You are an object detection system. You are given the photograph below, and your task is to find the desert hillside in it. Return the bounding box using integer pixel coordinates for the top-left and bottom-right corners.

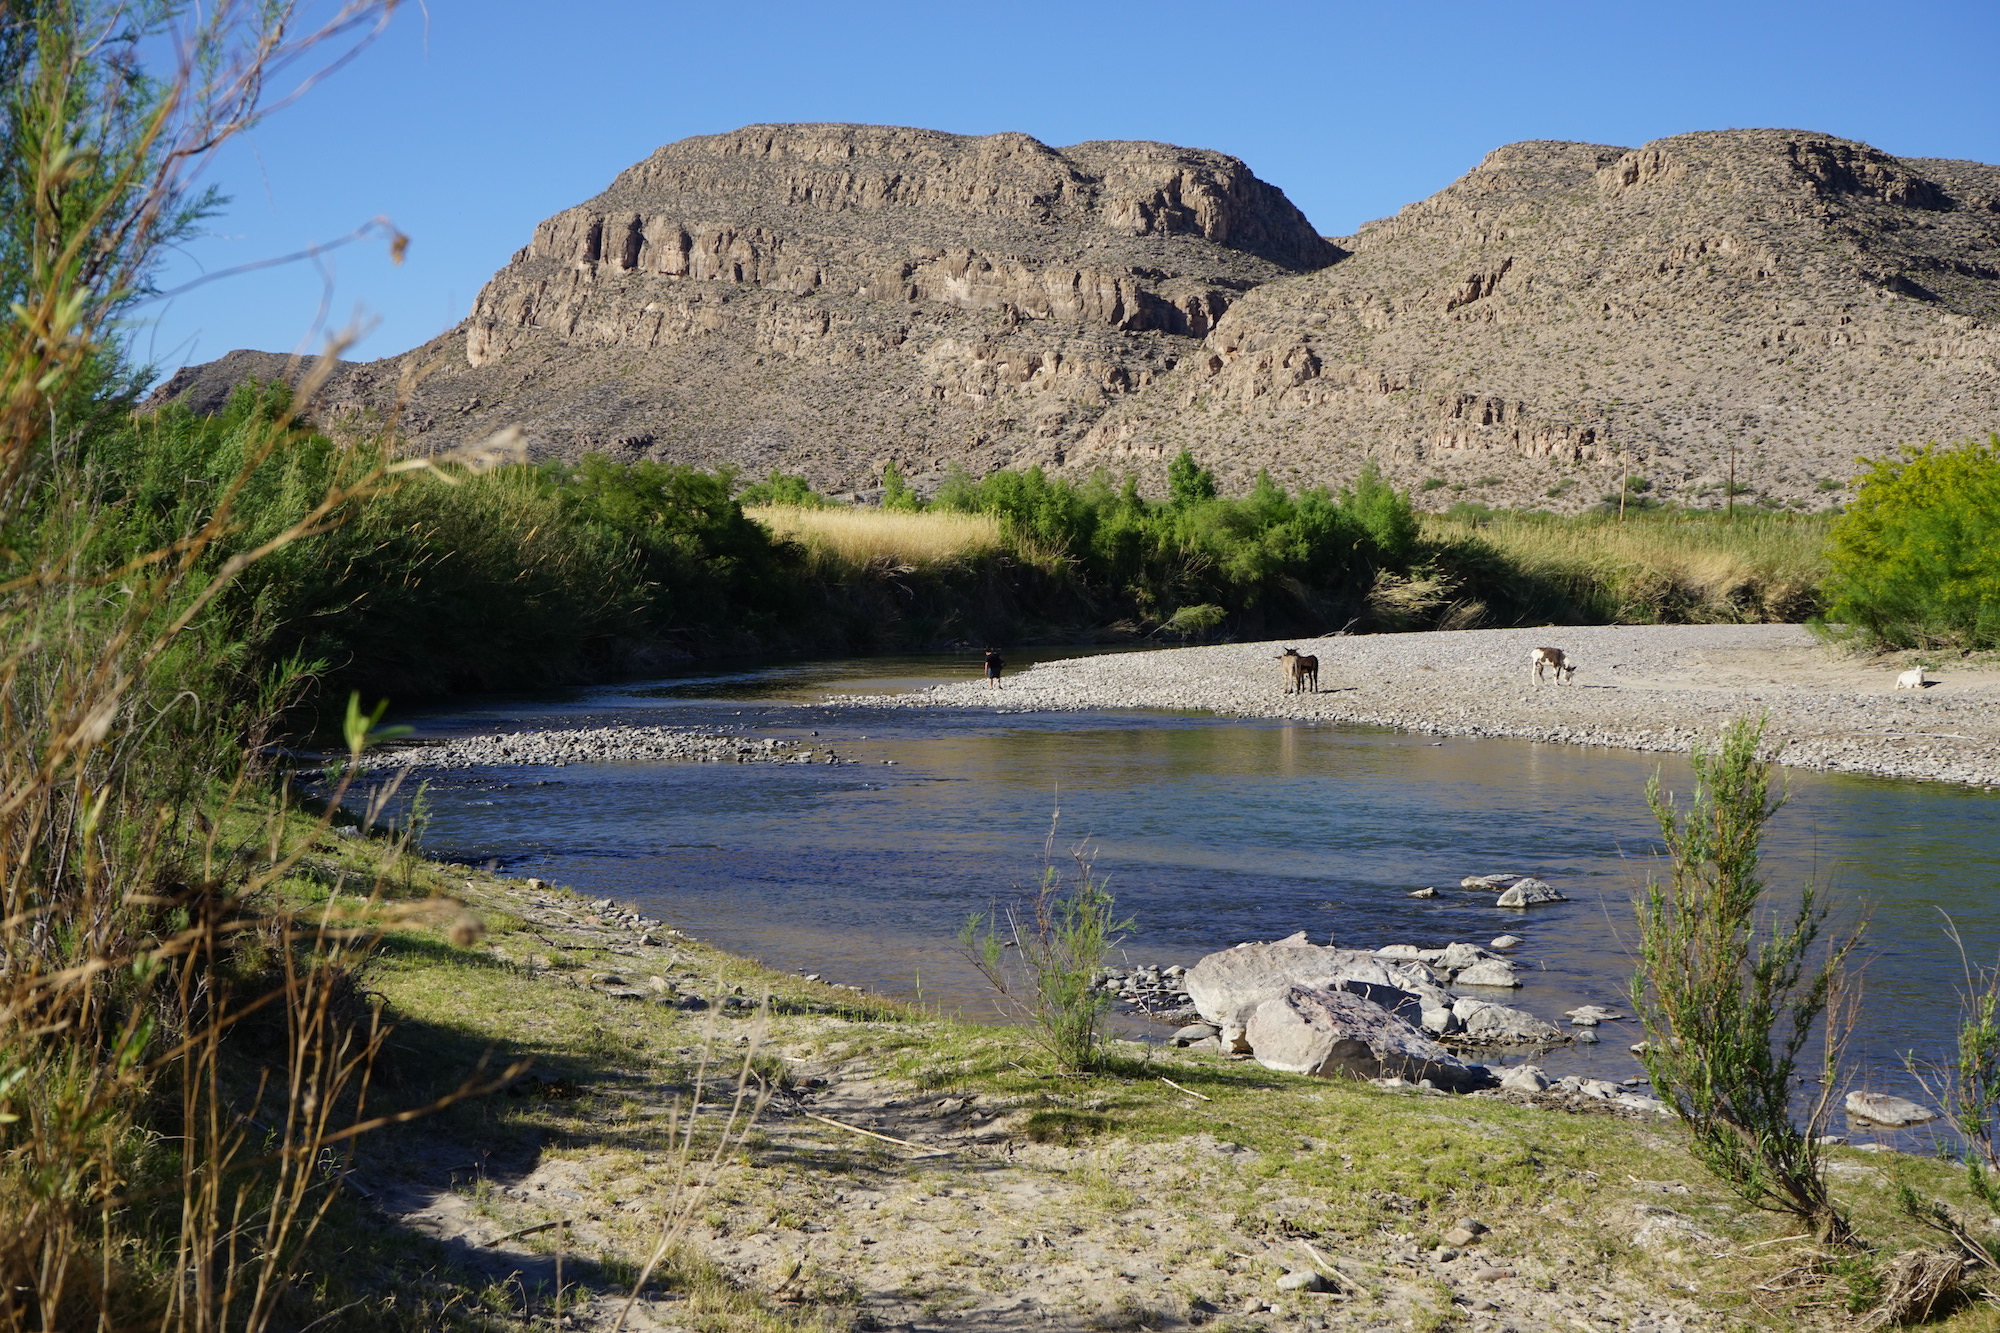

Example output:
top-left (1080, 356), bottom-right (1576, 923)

top-left (155, 124), bottom-right (2000, 509)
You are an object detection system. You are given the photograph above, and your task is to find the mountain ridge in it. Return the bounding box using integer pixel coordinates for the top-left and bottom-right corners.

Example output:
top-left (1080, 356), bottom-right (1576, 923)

top-left (153, 123), bottom-right (2000, 510)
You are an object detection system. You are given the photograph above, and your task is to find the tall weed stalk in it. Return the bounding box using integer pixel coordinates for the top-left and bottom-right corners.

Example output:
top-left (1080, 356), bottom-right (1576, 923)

top-left (1893, 920), bottom-right (2000, 1270)
top-left (960, 806), bottom-right (1132, 1074)
top-left (1629, 716), bottom-right (1859, 1243)
top-left (0, 4), bottom-right (529, 1328)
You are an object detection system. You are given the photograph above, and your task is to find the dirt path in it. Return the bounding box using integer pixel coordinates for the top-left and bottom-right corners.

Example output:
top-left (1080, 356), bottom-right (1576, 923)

top-left (847, 625), bottom-right (2000, 788)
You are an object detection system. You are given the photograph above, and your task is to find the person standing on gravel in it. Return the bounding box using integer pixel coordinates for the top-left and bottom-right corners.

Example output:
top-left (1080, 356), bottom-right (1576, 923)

top-left (983, 647), bottom-right (1005, 689)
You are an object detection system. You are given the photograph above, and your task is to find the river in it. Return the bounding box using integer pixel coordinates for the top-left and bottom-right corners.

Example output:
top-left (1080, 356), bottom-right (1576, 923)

top-left (366, 651), bottom-right (2000, 1139)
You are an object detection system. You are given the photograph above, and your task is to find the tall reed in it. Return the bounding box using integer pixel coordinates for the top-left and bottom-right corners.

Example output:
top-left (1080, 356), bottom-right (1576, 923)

top-left (0, 5), bottom-right (527, 1327)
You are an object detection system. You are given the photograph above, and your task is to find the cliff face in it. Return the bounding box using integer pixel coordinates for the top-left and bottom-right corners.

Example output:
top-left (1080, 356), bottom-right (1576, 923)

top-left (315, 124), bottom-right (1336, 485)
top-left (1072, 130), bottom-right (2000, 506)
top-left (158, 124), bottom-right (2000, 509)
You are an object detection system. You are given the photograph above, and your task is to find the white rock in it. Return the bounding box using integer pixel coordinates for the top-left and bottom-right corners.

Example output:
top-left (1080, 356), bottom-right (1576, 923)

top-left (1615, 1092), bottom-right (1672, 1115)
top-left (1499, 1064), bottom-right (1550, 1092)
top-left (1844, 1091), bottom-right (1939, 1127)
top-left (1456, 1000), bottom-right (1564, 1044)
top-left (1186, 938), bottom-right (1448, 1051)
top-left (1489, 935), bottom-right (1524, 950)
top-left (1495, 878), bottom-right (1566, 908)
top-left (1453, 959), bottom-right (1521, 988)
top-left (1244, 985), bottom-right (1486, 1092)
top-left (1437, 941), bottom-right (1493, 972)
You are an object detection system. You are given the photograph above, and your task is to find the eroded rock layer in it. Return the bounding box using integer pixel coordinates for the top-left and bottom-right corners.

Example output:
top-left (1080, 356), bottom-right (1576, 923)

top-left (155, 125), bottom-right (2000, 509)
top-left (1076, 130), bottom-right (2000, 507)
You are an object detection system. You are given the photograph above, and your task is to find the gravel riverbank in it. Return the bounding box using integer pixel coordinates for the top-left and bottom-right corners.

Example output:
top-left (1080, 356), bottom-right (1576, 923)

top-left (354, 723), bottom-right (845, 770)
top-left (843, 624), bottom-right (2000, 788)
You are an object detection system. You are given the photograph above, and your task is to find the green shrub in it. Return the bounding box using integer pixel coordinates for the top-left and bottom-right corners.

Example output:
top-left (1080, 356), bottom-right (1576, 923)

top-left (1167, 449), bottom-right (1216, 507)
top-left (959, 820), bottom-right (1132, 1074)
top-left (736, 469), bottom-right (832, 507)
top-left (879, 460), bottom-right (922, 512)
top-left (1821, 435), bottom-right (2000, 649)
top-left (1630, 716), bottom-right (1857, 1243)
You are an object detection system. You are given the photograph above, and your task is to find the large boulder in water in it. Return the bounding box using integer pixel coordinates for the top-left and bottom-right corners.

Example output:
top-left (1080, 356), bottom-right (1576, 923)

top-left (1185, 933), bottom-right (1449, 1049)
top-left (1495, 879), bottom-right (1566, 907)
top-left (1245, 986), bottom-right (1490, 1091)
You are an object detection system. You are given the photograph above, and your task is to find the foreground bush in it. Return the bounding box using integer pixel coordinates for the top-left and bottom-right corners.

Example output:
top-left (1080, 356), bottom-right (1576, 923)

top-left (1822, 435), bottom-right (2000, 649)
top-left (1630, 717), bottom-right (1858, 1243)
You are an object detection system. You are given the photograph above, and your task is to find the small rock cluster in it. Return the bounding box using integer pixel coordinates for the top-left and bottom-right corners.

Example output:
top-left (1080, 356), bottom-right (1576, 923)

top-left (1376, 940), bottom-right (1522, 989)
top-left (1491, 1065), bottom-right (1669, 1115)
top-left (1169, 932), bottom-right (1580, 1093)
top-left (1091, 962), bottom-right (1191, 1011)
top-left (357, 725), bottom-right (838, 771)
top-left (1471, 873), bottom-right (1569, 907)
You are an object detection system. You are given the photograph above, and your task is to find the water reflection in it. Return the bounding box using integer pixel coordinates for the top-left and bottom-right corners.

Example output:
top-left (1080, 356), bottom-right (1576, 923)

top-left (382, 653), bottom-right (2000, 1139)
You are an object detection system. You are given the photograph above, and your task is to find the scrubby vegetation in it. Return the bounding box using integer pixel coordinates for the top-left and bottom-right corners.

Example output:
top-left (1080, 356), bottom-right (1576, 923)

top-left (1632, 717), bottom-right (1858, 1243)
top-left (1821, 435), bottom-right (2000, 650)
top-left (1426, 508), bottom-right (1834, 626)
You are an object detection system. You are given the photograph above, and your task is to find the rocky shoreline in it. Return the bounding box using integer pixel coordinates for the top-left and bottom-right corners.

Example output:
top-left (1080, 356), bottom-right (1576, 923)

top-left (352, 723), bottom-right (853, 771)
top-left (840, 623), bottom-right (2000, 788)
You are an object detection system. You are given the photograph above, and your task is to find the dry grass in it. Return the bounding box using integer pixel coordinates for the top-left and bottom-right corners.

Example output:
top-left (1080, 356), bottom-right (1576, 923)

top-left (1430, 513), bottom-right (1834, 622)
top-left (747, 506), bottom-right (1004, 568)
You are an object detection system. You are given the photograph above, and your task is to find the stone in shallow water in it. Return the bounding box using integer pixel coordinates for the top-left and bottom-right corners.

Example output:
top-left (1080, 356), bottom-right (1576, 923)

top-left (1845, 1091), bottom-right (1939, 1126)
top-left (1489, 934), bottom-right (1523, 950)
top-left (1453, 958), bottom-right (1521, 988)
top-left (1495, 878), bottom-right (1566, 907)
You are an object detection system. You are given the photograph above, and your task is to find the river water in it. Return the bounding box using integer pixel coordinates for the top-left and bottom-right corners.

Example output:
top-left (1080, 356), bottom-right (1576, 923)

top-left (373, 651), bottom-right (1999, 1139)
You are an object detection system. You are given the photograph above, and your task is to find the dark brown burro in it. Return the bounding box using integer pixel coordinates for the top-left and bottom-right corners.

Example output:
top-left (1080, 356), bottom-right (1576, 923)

top-left (1279, 647), bottom-right (1319, 694)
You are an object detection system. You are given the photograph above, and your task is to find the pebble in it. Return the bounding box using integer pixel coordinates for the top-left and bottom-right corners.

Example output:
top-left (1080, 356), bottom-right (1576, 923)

top-left (1276, 1269), bottom-right (1333, 1293)
top-left (351, 724), bottom-right (825, 772)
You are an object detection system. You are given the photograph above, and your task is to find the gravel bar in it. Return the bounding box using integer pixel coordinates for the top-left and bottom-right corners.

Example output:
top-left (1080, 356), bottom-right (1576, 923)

top-left (357, 724), bottom-right (838, 771)
top-left (840, 624), bottom-right (2000, 789)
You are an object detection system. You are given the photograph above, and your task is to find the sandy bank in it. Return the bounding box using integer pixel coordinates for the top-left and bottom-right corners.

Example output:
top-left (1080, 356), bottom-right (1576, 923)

top-left (845, 624), bottom-right (2000, 788)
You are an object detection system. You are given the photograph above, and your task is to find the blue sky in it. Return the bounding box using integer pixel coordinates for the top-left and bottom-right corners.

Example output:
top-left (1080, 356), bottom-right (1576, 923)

top-left (140, 0), bottom-right (2000, 380)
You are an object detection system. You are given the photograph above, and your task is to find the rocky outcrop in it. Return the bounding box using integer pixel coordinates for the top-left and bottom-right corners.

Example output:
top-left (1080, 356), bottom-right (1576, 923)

top-left (1243, 984), bottom-right (1489, 1091)
top-left (1183, 933), bottom-right (1448, 1050)
top-left (173, 124), bottom-right (1331, 489)
top-left (157, 126), bottom-right (2000, 507)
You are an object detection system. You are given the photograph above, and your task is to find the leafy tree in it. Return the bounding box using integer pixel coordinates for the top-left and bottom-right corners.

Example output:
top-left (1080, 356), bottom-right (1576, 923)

top-left (1167, 449), bottom-right (1217, 507)
top-left (880, 459), bottom-right (922, 512)
top-left (1822, 435), bottom-right (2000, 649)
top-left (1342, 458), bottom-right (1419, 561)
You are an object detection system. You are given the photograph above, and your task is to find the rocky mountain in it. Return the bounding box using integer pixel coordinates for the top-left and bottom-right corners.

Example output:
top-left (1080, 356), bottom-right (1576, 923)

top-left (157, 124), bottom-right (1334, 488)
top-left (155, 124), bottom-right (2000, 509)
top-left (1072, 130), bottom-right (2000, 509)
